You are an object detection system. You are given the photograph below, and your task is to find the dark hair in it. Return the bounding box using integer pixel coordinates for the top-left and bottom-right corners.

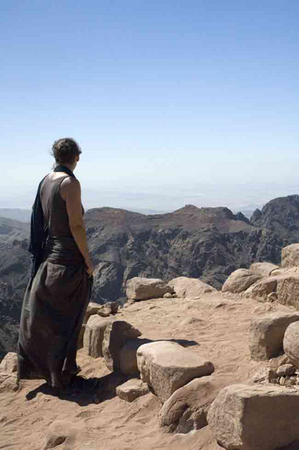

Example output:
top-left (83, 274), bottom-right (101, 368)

top-left (51, 138), bottom-right (82, 164)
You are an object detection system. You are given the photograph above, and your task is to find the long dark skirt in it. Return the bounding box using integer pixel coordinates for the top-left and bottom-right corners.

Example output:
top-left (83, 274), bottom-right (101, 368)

top-left (18, 260), bottom-right (92, 389)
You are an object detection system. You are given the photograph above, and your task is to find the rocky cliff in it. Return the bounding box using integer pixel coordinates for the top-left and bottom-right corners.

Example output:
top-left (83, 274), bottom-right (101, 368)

top-left (1, 195), bottom-right (299, 355)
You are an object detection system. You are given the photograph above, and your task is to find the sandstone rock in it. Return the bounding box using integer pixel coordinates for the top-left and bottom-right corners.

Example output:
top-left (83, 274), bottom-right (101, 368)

top-left (126, 277), bottom-right (173, 301)
top-left (169, 276), bottom-right (216, 298)
top-left (250, 367), bottom-right (277, 384)
top-left (276, 274), bottom-right (299, 309)
top-left (44, 421), bottom-right (74, 450)
top-left (163, 292), bottom-right (172, 299)
top-left (97, 307), bottom-right (111, 317)
top-left (0, 373), bottom-right (18, 393)
top-left (119, 338), bottom-right (152, 375)
top-left (83, 315), bottom-right (111, 358)
top-left (250, 262), bottom-right (279, 277)
top-left (249, 313), bottom-right (299, 361)
top-left (207, 384), bottom-right (299, 450)
top-left (159, 375), bottom-right (233, 433)
top-left (137, 341), bottom-right (214, 403)
top-left (103, 321), bottom-right (141, 371)
top-left (0, 352), bottom-right (17, 373)
top-left (116, 378), bottom-right (149, 402)
top-left (222, 269), bottom-right (261, 294)
top-left (277, 364), bottom-right (296, 377)
top-left (269, 354), bottom-right (291, 369)
top-left (284, 322), bottom-right (299, 368)
top-left (245, 277), bottom-right (277, 300)
top-left (84, 302), bottom-right (105, 324)
top-left (282, 244), bottom-right (299, 268)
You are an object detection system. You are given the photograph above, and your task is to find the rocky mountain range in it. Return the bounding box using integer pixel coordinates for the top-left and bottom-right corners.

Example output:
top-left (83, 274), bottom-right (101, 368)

top-left (1, 194), bottom-right (299, 357)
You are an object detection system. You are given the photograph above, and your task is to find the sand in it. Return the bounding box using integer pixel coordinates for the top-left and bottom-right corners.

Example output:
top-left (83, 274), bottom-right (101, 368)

top-left (0, 292), bottom-right (294, 450)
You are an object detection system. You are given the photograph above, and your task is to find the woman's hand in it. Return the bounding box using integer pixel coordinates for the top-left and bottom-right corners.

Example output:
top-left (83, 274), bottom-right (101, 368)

top-left (85, 258), bottom-right (94, 277)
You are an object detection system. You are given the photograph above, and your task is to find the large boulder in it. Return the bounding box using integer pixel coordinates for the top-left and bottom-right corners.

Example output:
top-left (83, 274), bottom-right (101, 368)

top-left (0, 352), bottom-right (17, 373)
top-left (159, 374), bottom-right (233, 434)
top-left (281, 244), bottom-right (299, 268)
top-left (116, 378), bottom-right (150, 402)
top-left (222, 269), bottom-right (261, 294)
top-left (169, 277), bottom-right (216, 298)
top-left (249, 313), bottom-right (299, 361)
top-left (283, 321), bottom-right (299, 368)
top-left (250, 262), bottom-right (279, 277)
top-left (244, 277), bottom-right (278, 301)
top-left (137, 341), bottom-right (214, 403)
top-left (207, 384), bottom-right (299, 450)
top-left (83, 315), bottom-right (112, 358)
top-left (119, 338), bottom-right (152, 375)
top-left (103, 321), bottom-right (141, 371)
top-left (126, 277), bottom-right (173, 301)
top-left (276, 274), bottom-right (299, 309)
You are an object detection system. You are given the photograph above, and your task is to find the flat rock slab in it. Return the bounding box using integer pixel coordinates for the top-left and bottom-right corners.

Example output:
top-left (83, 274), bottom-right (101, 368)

top-left (0, 352), bottom-right (17, 373)
top-left (222, 269), bottom-right (261, 294)
top-left (103, 321), bottom-right (141, 371)
top-left (126, 277), bottom-right (173, 301)
top-left (116, 378), bottom-right (150, 402)
top-left (249, 312), bottom-right (299, 361)
top-left (276, 275), bottom-right (299, 309)
top-left (137, 341), bottom-right (214, 403)
top-left (83, 316), bottom-right (112, 358)
top-left (159, 374), bottom-right (233, 434)
top-left (169, 277), bottom-right (216, 298)
top-left (207, 384), bottom-right (299, 450)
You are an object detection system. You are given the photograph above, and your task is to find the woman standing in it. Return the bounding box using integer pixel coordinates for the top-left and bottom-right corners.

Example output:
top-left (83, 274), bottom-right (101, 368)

top-left (18, 138), bottom-right (93, 393)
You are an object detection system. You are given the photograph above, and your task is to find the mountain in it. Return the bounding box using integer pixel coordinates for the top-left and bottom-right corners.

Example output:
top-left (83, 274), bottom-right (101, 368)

top-left (1, 195), bottom-right (299, 357)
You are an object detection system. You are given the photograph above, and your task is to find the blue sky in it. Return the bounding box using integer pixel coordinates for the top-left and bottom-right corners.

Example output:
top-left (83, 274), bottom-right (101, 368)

top-left (1, 0), bottom-right (299, 212)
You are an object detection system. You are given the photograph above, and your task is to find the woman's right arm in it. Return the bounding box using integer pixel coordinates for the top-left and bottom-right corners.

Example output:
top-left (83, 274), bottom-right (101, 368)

top-left (62, 177), bottom-right (94, 276)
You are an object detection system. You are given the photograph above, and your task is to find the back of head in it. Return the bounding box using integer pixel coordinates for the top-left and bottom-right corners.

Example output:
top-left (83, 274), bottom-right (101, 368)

top-left (52, 138), bottom-right (81, 165)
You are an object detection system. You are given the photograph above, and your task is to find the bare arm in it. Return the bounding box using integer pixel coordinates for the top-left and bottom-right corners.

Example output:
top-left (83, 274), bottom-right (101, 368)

top-left (61, 177), bottom-right (94, 276)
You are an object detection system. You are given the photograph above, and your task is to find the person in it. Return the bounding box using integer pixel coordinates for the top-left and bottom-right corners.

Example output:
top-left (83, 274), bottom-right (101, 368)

top-left (17, 138), bottom-right (94, 393)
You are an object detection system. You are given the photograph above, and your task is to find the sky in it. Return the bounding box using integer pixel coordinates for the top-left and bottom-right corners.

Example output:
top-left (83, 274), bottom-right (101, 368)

top-left (1, 0), bottom-right (299, 213)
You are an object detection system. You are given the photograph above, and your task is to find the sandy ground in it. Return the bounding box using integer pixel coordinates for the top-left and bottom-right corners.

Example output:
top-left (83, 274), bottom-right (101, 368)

top-left (0, 292), bottom-right (294, 450)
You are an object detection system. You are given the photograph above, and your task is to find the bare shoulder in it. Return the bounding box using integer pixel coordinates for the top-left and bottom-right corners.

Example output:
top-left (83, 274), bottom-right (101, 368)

top-left (61, 177), bottom-right (81, 200)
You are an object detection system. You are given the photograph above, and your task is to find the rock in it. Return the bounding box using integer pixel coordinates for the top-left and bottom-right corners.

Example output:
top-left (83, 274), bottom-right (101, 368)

top-left (267, 292), bottom-right (278, 302)
top-left (106, 301), bottom-right (119, 314)
top-left (116, 378), bottom-right (149, 402)
top-left (97, 307), bottom-right (111, 317)
top-left (284, 322), bottom-right (299, 368)
top-left (83, 316), bottom-right (112, 358)
top-left (276, 274), bottom-right (299, 309)
top-left (159, 375), bottom-right (234, 433)
top-left (249, 313), bottom-right (299, 361)
top-left (44, 421), bottom-right (74, 449)
top-left (245, 277), bottom-right (277, 300)
top-left (269, 354), bottom-right (291, 369)
top-left (222, 269), bottom-right (261, 294)
top-left (207, 384), bottom-right (299, 450)
top-left (250, 367), bottom-right (277, 384)
top-left (277, 364), bottom-right (296, 377)
top-left (169, 276), bottom-right (216, 298)
top-left (0, 352), bottom-right (17, 373)
top-left (136, 341), bottom-right (214, 403)
top-left (281, 244), bottom-right (299, 268)
top-left (163, 292), bottom-right (172, 299)
top-left (103, 321), bottom-right (141, 371)
top-left (250, 262), bottom-right (279, 277)
top-left (0, 373), bottom-right (18, 393)
top-left (119, 338), bottom-right (152, 375)
top-left (126, 277), bottom-right (173, 301)
top-left (84, 302), bottom-right (105, 324)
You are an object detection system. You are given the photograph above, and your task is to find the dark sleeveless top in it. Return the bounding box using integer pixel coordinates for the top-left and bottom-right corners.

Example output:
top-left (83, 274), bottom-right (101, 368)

top-left (40, 175), bottom-right (84, 265)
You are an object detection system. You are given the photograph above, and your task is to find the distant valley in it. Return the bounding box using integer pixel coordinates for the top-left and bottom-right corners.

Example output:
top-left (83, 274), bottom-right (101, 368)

top-left (1, 194), bottom-right (299, 357)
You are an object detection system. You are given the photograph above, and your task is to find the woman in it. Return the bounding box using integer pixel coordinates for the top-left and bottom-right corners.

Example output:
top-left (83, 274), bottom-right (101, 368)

top-left (18, 138), bottom-right (93, 393)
